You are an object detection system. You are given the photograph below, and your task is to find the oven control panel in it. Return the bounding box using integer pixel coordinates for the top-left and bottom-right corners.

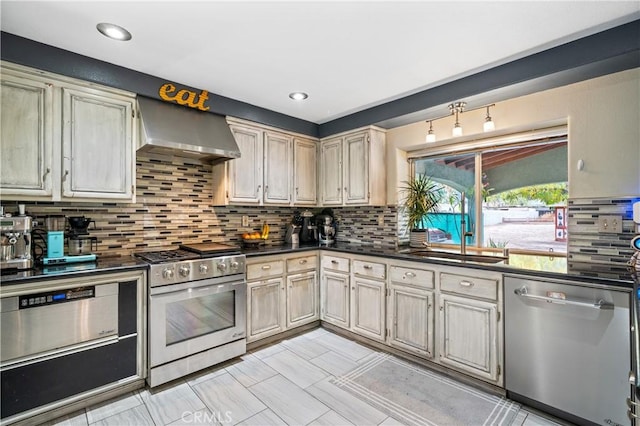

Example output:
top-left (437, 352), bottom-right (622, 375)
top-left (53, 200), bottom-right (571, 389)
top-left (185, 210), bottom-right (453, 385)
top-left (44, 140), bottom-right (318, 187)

top-left (18, 286), bottom-right (95, 309)
top-left (148, 255), bottom-right (246, 287)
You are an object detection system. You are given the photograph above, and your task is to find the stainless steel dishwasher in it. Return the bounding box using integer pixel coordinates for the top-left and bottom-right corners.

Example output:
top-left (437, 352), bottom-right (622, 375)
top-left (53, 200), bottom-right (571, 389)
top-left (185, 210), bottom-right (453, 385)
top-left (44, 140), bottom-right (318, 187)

top-left (504, 275), bottom-right (631, 426)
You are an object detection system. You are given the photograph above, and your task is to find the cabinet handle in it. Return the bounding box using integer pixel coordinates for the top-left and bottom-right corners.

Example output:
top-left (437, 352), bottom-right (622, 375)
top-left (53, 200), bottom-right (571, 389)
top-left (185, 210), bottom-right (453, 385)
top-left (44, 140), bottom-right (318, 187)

top-left (62, 170), bottom-right (69, 181)
top-left (296, 187), bottom-right (299, 195)
top-left (627, 397), bottom-right (638, 408)
top-left (256, 185), bottom-right (261, 195)
top-left (299, 259), bottom-right (307, 264)
top-left (331, 260), bottom-right (339, 264)
top-left (262, 265), bottom-right (271, 270)
top-left (404, 272), bottom-right (416, 278)
top-left (459, 280), bottom-right (474, 287)
top-left (337, 187), bottom-right (341, 193)
top-left (265, 185), bottom-right (269, 195)
top-left (363, 265), bottom-right (373, 270)
top-left (42, 168), bottom-right (51, 182)
top-left (629, 410), bottom-right (639, 420)
top-left (351, 287), bottom-right (355, 290)
top-left (344, 187), bottom-right (348, 193)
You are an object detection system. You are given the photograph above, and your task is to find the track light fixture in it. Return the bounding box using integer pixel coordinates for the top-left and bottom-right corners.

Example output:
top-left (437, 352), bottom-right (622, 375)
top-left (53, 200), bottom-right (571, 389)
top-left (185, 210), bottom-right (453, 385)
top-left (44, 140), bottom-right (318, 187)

top-left (424, 101), bottom-right (497, 141)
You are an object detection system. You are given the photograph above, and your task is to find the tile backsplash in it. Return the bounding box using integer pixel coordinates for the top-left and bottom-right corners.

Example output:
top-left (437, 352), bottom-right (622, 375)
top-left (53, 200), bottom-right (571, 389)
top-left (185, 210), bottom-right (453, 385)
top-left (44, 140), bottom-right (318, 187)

top-left (567, 197), bottom-right (638, 277)
top-left (3, 154), bottom-right (399, 257)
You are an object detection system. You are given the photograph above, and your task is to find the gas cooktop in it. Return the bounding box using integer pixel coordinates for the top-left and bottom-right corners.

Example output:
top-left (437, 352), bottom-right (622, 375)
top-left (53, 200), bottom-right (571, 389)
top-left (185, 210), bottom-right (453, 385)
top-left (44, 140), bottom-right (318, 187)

top-left (133, 249), bottom-right (200, 264)
top-left (133, 243), bottom-right (241, 264)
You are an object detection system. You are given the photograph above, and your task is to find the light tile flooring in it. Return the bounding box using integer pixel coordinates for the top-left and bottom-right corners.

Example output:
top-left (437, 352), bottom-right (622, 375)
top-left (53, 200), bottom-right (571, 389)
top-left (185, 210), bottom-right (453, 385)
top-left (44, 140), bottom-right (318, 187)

top-left (46, 328), bottom-right (563, 426)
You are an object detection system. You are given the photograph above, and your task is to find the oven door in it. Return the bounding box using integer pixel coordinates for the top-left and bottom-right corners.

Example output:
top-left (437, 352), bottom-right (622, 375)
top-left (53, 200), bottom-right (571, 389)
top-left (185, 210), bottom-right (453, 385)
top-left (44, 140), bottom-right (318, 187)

top-left (149, 277), bottom-right (246, 368)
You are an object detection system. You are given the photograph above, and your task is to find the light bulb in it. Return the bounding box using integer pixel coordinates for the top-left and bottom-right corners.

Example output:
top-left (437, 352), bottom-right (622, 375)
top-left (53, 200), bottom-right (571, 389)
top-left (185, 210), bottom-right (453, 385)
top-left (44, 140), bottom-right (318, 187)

top-left (452, 123), bottom-right (463, 137)
top-left (426, 132), bottom-right (436, 143)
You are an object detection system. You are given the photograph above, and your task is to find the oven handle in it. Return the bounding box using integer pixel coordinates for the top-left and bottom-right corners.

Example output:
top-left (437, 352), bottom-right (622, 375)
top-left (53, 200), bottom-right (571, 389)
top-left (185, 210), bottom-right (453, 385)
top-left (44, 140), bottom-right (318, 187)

top-left (150, 276), bottom-right (246, 296)
top-left (0, 335), bottom-right (120, 371)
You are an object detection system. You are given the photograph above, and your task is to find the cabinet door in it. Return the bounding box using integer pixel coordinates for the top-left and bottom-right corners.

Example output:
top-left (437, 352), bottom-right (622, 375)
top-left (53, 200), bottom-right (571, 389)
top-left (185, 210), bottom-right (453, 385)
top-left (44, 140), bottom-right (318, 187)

top-left (438, 294), bottom-right (498, 382)
top-left (0, 74), bottom-right (54, 197)
top-left (320, 138), bottom-right (343, 205)
top-left (228, 125), bottom-right (263, 204)
top-left (343, 132), bottom-right (369, 204)
top-left (388, 284), bottom-right (434, 358)
top-left (286, 271), bottom-right (319, 328)
top-left (351, 276), bottom-right (385, 342)
top-left (321, 271), bottom-right (350, 328)
top-left (247, 278), bottom-right (285, 342)
top-left (61, 87), bottom-right (134, 199)
top-left (264, 131), bottom-right (292, 204)
top-left (293, 138), bottom-right (317, 205)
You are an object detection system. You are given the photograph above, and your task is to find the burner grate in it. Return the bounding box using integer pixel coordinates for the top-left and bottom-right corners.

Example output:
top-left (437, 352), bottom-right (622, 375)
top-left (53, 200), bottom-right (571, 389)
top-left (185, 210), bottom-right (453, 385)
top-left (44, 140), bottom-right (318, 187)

top-left (134, 249), bottom-right (200, 264)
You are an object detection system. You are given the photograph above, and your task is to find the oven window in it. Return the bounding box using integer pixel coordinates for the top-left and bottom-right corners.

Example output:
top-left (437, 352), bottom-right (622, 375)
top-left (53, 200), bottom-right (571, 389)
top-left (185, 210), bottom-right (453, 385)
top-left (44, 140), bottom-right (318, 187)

top-left (165, 290), bottom-right (235, 345)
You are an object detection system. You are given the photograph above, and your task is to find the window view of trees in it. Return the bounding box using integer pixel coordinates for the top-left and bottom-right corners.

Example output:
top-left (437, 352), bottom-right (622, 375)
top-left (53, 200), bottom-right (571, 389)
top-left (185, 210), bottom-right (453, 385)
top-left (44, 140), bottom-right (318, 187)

top-left (413, 139), bottom-right (568, 254)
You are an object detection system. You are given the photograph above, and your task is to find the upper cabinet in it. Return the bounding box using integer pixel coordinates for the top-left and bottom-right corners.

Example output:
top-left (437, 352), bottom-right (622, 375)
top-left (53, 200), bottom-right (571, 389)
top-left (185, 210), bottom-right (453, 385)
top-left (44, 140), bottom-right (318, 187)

top-left (320, 127), bottom-right (386, 206)
top-left (213, 119), bottom-right (316, 206)
top-left (0, 62), bottom-right (137, 202)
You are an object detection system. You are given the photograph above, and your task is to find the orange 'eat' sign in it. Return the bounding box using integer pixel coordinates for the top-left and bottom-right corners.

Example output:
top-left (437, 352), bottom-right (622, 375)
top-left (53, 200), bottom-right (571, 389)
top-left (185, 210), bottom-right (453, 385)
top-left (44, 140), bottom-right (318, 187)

top-left (158, 83), bottom-right (210, 111)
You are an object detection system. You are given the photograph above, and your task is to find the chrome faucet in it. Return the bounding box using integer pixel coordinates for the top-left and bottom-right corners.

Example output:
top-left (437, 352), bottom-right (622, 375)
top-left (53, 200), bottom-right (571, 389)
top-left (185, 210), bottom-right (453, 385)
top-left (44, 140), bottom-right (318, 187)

top-left (460, 192), bottom-right (473, 255)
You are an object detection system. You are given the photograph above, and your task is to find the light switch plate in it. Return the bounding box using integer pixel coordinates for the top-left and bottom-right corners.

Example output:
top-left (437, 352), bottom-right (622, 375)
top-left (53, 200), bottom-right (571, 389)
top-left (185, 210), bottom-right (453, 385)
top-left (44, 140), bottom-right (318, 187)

top-left (598, 215), bottom-right (623, 233)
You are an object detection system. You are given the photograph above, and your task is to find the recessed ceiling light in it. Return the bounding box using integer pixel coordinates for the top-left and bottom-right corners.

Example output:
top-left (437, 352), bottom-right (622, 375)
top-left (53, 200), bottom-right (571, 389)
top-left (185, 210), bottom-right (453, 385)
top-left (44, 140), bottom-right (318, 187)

top-left (96, 23), bottom-right (132, 41)
top-left (289, 92), bottom-right (308, 101)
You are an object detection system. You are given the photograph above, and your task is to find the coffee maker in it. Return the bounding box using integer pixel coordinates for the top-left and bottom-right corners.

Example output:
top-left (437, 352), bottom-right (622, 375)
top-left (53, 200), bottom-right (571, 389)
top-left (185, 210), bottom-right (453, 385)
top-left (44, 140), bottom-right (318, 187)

top-left (315, 214), bottom-right (337, 245)
top-left (299, 210), bottom-right (317, 243)
top-left (42, 215), bottom-right (97, 265)
top-left (0, 215), bottom-right (33, 271)
top-left (67, 216), bottom-right (98, 256)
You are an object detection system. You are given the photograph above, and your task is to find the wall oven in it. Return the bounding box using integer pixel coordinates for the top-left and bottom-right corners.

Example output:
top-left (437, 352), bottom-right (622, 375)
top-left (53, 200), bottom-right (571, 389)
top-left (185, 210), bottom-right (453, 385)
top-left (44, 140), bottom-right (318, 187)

top-left (136, 243), bottom-right (246, 387)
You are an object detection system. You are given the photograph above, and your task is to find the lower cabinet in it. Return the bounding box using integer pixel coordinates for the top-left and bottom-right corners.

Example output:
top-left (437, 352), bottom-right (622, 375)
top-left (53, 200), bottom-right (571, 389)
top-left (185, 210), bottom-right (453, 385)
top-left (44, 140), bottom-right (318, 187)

top-left (438, 294), bottom-right (499, 382)
top-left (321, 270), bottom-right (350, 328)
top-left (351, 276), bottom-right (386, 342)
top-left (247, 253), bottom-right (318, 343)
top-left (388, 283), bottom-right (435, 358)
top-left (248, 278), bottom-right (285, 341)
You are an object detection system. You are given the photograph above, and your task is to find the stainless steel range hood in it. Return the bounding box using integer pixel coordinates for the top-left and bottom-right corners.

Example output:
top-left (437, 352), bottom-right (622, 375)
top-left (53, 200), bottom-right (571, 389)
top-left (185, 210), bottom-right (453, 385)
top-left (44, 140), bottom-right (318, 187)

top-left (136, 96), bottom-right (241, 163)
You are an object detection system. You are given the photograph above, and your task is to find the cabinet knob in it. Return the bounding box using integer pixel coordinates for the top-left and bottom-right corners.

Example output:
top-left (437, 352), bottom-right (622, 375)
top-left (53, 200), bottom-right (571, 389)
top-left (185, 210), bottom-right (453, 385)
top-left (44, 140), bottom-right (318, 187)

top-left (42, 168), bottom-right (51, 182)
top-left (351, 287), bottom-right (355, 290)
top-left (63, 170), bottom-right (69, 181)
top-left (404, 272), bottom-right (416, 278)
top-left (459, 280), bottom-right (474, 287)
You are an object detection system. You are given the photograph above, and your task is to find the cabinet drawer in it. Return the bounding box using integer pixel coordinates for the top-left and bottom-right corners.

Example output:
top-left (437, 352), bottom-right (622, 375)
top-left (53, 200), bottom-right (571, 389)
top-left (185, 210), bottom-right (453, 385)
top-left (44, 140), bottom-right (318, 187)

top-left (247, 259), bottom-right (284, 280)
top-left (353, 259), bottom-right (386, 280)
top-left (321, 255), bottom-right (350, 273)
top-left (440, 273), bottom-right (498, 301)
top-left (287, 255), bottom-right (317, 273)
top-left (390, 266), bottom-right (434, 289)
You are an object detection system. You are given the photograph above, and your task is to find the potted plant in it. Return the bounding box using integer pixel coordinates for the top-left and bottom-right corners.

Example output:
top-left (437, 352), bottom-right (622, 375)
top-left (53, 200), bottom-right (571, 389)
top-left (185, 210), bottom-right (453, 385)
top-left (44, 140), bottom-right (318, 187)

top-left (401, 174), bottom-right (443, 248)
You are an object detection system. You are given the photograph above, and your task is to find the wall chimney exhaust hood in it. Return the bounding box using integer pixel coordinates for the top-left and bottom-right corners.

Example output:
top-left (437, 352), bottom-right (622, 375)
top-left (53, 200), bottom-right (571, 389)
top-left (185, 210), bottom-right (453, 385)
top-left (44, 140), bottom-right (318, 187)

top-left (136, 96), bottom-right (241, 163)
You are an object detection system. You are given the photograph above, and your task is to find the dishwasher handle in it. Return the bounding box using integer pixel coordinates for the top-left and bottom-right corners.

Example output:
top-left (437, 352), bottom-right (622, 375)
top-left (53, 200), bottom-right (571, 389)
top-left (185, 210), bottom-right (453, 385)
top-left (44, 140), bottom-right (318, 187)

top-left (514, 286), bottom-right (614, 310)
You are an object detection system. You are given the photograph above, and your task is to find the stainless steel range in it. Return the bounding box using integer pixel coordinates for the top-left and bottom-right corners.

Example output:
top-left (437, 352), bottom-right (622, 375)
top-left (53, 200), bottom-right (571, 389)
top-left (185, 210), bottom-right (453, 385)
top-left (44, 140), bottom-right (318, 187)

top-left (135, 243), bottom-right (246, 387)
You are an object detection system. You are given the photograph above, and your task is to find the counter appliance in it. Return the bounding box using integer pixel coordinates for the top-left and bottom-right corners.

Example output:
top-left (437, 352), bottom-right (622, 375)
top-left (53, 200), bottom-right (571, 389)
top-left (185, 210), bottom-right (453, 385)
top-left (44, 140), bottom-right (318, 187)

top-left (315, 214), bottom-right (336, 245)
top-left (42, 216), bottom-right (97, 265)
top-left (0, 215), bottom-right (33, 271)
top-left (504, 275), bottom-right (631, 425)
top-left (134, 242), bottom-right (246, 387)
top-left (299, 210), bottom-right (317, 243)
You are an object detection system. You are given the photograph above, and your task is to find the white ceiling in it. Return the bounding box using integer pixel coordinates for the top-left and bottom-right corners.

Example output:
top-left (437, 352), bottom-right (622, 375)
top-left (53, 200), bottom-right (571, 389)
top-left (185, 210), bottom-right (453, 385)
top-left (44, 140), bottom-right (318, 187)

top-left (1, 1), bottom-right (639, 124)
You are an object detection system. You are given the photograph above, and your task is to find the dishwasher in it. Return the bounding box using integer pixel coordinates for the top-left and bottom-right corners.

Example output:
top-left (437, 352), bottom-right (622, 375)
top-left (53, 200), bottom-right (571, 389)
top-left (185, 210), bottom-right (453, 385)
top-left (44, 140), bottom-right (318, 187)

top-left (504, 275), bottom-right (632, 426)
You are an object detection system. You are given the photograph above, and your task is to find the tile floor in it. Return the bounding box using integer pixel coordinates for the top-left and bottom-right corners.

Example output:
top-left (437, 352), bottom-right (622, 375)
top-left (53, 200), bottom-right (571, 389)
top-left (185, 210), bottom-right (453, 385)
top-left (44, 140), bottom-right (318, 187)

top-left (46, 328), bottom-right (563, 426)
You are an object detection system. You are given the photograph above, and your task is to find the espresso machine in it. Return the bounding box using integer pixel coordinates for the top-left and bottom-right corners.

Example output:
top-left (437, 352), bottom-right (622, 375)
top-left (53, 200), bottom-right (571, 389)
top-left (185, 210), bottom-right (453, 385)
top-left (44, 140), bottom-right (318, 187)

top-left (0, 215), bottom-right (33, 271)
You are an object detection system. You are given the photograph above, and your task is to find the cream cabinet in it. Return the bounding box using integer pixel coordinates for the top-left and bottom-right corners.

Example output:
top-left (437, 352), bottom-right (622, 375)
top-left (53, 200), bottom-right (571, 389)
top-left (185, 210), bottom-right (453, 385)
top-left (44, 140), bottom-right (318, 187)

top-left (387, 264), bottom-right (435, 358)
top-left (293, 138), bottom-right (317, 205)
top-left (246, 253), bottom-right (318, 343)
top-left (319, 127), bottom-right (386, 206)
top-left (320, 254), bottom-right (351, 328)
top-left (213, 118), bottom-right (317, 206)
top-left (350, 258), bottom-right (386, 342)
top-left (0, 62), bottom-right (136, 202)
top-left (437, 269), bottom-right (502, 384)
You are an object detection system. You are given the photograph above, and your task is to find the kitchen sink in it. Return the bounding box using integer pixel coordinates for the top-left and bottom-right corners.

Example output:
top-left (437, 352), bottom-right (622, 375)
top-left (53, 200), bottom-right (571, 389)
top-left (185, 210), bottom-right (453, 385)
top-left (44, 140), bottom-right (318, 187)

top-left (406, 250), bottom-right (507, 264)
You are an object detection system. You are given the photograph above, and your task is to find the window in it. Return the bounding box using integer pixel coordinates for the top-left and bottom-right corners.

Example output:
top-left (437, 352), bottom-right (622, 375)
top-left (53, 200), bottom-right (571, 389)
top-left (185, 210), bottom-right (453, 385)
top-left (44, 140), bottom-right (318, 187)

top-left (411, 134), bottom-right (568, 254)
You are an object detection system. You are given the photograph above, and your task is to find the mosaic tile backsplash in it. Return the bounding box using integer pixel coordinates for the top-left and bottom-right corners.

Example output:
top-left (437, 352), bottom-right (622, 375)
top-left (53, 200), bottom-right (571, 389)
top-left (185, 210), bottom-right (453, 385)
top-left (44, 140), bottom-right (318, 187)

top-left (567, 197), bottom-right (639, 277)
top-left (2, 154), bottom-right (399, 257)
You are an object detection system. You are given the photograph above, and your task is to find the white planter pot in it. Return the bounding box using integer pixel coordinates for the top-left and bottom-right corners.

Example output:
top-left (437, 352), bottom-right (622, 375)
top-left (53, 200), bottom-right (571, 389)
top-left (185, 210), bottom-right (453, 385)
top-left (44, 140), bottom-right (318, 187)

top-left (409, 229), bottom-right (428, 248)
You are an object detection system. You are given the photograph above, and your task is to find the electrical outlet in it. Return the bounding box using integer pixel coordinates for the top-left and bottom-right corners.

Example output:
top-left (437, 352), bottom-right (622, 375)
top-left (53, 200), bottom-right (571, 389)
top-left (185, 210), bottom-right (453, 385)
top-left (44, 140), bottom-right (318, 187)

top-left (598, 215), bottom-right (623, 233)
top-left (378, 214), bottom-right (384, 226)
top-left (242, 215), bottom-right (249, 227)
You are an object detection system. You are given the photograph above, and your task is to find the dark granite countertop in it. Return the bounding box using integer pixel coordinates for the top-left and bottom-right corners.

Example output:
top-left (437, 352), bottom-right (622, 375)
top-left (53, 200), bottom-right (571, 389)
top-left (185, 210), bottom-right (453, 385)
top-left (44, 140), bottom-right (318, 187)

top-left (244, 242), bottom-right (636, 289)
top-left (0, 256), bottom-right (148, 286)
